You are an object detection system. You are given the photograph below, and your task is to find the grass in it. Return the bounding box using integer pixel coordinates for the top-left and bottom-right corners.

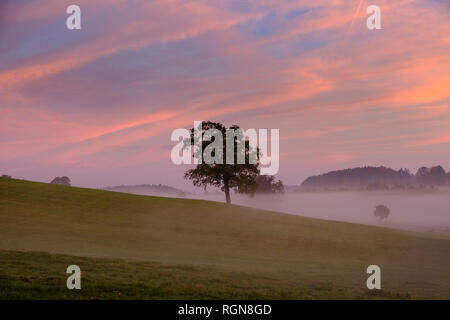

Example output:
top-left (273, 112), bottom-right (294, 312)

top-left (0, 177), bottom-right (449, 299)
top-left (0, 250), bottom-right (412, 299)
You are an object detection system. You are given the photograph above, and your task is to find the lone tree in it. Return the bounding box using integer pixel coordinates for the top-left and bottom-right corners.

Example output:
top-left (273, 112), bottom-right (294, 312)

top-left (50, 176), bottom-right (71, 186)
top-left (374, 205), bottom-right (390, 222)
top-left (184, 121), bottom-right (260, 204)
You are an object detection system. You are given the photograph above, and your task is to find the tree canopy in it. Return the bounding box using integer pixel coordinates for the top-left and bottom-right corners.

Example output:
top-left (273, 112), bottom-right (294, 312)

top-left (254, 175), bottom-right (284, 194)
top-left (50, 176), bottom-right (71, 186)
top-left (183, 121), bottom-right (260, 204)
top-left (374, 205), bottom-right (390, 222)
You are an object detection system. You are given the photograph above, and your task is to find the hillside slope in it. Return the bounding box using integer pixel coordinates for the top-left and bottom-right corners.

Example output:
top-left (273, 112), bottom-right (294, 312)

top-left (0, 177), bottom-right (449, 299)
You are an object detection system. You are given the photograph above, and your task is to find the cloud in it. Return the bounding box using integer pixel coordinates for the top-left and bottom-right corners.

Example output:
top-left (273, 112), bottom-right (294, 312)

top-left (1, 0), bottom-right (449, 185)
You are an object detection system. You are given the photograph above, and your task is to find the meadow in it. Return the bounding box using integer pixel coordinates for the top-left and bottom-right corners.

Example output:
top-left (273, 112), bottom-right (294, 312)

top-left (0, 177), bottom-right (449, 299)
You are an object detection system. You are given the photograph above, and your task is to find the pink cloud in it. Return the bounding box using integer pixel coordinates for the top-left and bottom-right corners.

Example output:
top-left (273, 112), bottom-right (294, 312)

top-left (1, 0), bottom-right (449, 185)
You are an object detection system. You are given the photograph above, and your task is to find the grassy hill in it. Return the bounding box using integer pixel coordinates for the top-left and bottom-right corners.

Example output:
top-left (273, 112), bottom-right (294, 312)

top-left (0, 177), bottom-right (449, 299)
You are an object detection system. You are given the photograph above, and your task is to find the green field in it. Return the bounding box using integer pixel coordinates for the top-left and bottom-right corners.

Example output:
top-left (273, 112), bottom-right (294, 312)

top-left (0, 177), bottom-right (449, 299)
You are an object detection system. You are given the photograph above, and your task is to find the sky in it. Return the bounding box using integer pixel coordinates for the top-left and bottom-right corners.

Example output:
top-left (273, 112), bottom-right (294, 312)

top-left (0, 0), bottom-right (449, 189)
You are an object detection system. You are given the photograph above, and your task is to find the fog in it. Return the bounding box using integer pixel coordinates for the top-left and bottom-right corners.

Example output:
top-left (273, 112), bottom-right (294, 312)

top-left (185, 191), bottom-right (450, 233)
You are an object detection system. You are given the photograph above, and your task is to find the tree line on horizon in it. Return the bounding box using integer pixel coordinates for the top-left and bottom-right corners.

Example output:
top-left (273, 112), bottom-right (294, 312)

top-left (300, 165), bottom-right (450, 190)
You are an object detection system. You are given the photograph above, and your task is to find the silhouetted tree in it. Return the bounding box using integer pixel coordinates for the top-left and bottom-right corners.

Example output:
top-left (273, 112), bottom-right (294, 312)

top-left (1, 175), bottom-right (11, 179)
top-left (254, 175), bottom-right (284, 194)
top-left (374, 205), bottom-right (390, 222)
top-left (416, 166), bottom-right (447, 186)
top-left (184, 121), bottom-right (260, 204)
top-left (50, 176), bottom-right (71, 186)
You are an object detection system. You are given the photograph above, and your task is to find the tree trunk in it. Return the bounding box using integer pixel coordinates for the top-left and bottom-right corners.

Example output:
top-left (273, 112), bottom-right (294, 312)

top-left (224, 178), bottom-right (231, 204)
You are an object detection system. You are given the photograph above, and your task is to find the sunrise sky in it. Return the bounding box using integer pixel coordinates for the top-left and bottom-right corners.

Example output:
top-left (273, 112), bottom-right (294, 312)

top-left (0, 0), bottom-right (449, 189)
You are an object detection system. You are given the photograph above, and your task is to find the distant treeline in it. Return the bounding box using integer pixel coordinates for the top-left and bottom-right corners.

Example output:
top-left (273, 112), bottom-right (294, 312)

top-left (104, 184), bottom-right (187, 197)
top-left (299, 166), bottom-right (450, 191)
